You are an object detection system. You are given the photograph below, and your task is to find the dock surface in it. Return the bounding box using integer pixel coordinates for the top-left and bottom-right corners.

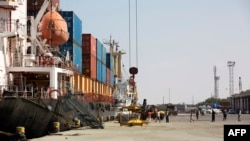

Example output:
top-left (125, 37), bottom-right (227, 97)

top-left (31, 113), bottom-right (250, 141)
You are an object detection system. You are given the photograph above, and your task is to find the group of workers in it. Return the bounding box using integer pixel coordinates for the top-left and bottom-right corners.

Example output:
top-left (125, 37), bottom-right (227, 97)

top-left (146, 105), bottom-right (170, 123)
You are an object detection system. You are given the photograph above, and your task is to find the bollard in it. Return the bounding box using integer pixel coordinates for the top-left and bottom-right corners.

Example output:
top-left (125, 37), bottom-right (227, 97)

top-left (53, 122), bottom-right (60, 133)
top-left (75, 119), bottom-right (80, 127)
top-left (14, 126), bottom-right (26, 140)
top-left (16, 126), bottom-right (25, 134)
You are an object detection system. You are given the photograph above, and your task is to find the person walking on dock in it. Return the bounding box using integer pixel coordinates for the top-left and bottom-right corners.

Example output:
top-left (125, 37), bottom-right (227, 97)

top-left (237, 108), bottom-right (241, 121)
top-left (195, 109), bottom-right (199, 120)
top-left (211, 109), bottom-right (216, 122)
top-left (190, 109), bottom-right (194, 122)
top-left (165, 110), bottom-right (169, 123)
top-left (222, 109), bottom-right (227, 121)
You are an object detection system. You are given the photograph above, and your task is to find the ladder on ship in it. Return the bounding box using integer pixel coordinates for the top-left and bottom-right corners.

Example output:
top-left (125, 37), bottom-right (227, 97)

top-left (11, 29), bottom-right (25, 92)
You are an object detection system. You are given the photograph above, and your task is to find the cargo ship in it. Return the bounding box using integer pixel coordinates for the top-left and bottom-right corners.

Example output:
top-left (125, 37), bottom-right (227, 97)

top-left (0, 0), bottom-right (139, 140)
top-left (0, 0), bottom-right (103, 140)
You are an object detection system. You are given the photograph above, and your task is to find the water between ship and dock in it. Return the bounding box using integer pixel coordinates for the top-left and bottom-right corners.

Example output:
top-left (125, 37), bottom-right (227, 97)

top-left (31, 113), bottom-right (250, 141)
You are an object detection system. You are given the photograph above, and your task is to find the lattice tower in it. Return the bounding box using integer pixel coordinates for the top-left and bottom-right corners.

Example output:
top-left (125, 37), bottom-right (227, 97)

top-left (227, 61), bottom-right (235, 96)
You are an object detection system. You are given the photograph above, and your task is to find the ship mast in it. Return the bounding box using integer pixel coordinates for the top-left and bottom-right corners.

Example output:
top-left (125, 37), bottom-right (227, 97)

top-left (104, 36), bottom-right (126, 80)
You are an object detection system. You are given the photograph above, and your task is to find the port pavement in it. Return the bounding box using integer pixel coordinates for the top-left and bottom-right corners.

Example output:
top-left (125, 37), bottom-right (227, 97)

top-left (31, 113), bottom-right (250, 141)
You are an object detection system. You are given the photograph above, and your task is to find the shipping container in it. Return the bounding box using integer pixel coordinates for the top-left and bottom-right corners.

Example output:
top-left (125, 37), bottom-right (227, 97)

top-left (96, 39), bottom-right (107, 64)
top-left (110, 70), bottom-right (114, 86)
top-left (106, 53), bottom-right (114, 71)
top-left (96, 39), bottom-right (102, 61)
top-left (72, 72), bottom-right (114, 103)
top-left (96, 59), bottom-right (102, 82)
top-left (106, 68), bottom-right (110, 86)
top-left (102, 45), bottom-right (107, 64)
top-left (73, 44), bottom-right (82, 73)
top-left (96, 59), bottom-right (107, 83)
top-left (82, 54), bottom-right (97, 79)
top-left (60, 11), bottom-right (82, 46)
top-left (73, 73), bottom-right (80, 92)
top-left (102, 63), bottom-right (107, 84)
top-left (82, 34), bottom-right (97, 56)
top-left (59, 42), bottom-right (82, 73)
top-left (83, 76), bottom-right (89, 93)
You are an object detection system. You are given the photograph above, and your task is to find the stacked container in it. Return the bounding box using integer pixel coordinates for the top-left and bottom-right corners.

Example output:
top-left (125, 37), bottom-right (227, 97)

top-left (59, 11), bottom-right (82, 73)
top-left (106, 53), bottom-right (114, 86)
top-left (96, 39), bottom-right (107, 83)
top-left (82, 34), bottom-right (97, 79)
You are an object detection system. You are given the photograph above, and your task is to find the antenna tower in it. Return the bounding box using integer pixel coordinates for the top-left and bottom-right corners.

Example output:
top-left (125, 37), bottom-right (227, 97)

top-left (239, 77), bottom-right (242, 93)
top-left (227, 61), bottom-right (235, 96)
top-left (213, 66), bottom-right (220, 98)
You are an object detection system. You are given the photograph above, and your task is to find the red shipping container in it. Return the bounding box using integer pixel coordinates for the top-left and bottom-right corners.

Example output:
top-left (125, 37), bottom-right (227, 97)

top-left (82, 54), bottom-right (97, 79)
top-left (82, 34), bottom-right (96, 56)
top-left (106, 68), bottom-right (110, 86)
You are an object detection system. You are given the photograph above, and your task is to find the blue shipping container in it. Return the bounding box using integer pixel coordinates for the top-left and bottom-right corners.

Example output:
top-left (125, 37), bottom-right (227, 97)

top-left (97, 59), bottom-right (102, 82)
top-left (73, 45), bottom-right (82, 73)
top-left (60, 42), bottom-right (82, 73)
top-left (102, 63), bottom-right (107, 83)
top-left (106, 53), bottom-right (114, 71)
top-left (60, 11), bottom-right (82, 46)
top-left (102, 45), bottom-right (107, 65)
top-left (96, 39), bottom-right (107, 65)
top-left (96, 59), bottom-right (107, 83)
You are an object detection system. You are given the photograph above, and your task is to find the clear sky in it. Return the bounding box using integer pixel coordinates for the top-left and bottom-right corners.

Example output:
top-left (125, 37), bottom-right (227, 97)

top-left (60, 0), bottom-right (250, 105)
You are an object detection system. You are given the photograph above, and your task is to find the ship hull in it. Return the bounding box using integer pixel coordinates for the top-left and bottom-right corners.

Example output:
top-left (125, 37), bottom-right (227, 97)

top-left (0, 94), bottom-right (103, 140)
top-left (0, 97), bottom-right (53, 139)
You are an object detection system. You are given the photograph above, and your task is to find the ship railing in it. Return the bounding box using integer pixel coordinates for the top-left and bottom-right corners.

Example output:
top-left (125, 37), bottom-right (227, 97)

top-left (0, 18), bottom-right (26, 36)
top-left (34, 56), bottom-right (74, 70)
top-left (0, 85), bottom-right (74, 99)
top-left (39, 86), bottom-right (73, 99)
top-left (0, 85), bottom-right (35, 98)
top-left (0, 85), bottom-right (70, 99)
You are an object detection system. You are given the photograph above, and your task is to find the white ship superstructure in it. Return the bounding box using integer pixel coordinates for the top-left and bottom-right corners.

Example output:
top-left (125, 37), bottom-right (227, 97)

top-left (0, 0), bottom-right (73, 98)
top-left (0, 0), bottom-right (27, 90)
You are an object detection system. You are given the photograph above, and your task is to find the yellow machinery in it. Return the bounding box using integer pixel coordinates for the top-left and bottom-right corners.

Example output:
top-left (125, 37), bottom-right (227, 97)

top-left (119, 105), bottom-right (149, 126)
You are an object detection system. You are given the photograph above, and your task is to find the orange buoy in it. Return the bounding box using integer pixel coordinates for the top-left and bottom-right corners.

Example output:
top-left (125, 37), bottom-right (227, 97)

top-left (39, 11), bottom-right (69, 47)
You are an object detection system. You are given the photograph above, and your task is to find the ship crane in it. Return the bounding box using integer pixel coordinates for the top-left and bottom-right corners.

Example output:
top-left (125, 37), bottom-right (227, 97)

top-left (25, 0), bottom-right (69, 67)
top-left (28, 0), bottom-right (52, 55)
top-left (23, 0), bottom-right (53, 67)
top-left (128, 0), bottom-right (139, 106)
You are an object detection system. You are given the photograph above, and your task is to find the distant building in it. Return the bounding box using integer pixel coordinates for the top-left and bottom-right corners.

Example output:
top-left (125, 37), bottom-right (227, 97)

top-left (230, 90), bottom-right (250, 114)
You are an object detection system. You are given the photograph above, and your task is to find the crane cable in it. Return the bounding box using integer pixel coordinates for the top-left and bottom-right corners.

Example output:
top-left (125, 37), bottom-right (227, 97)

top-left (135, 0), bottom-right (138, 68)
top-left (129, 0), bottom-right (131, 67)
top-left (128, 0), bottom-right (139, 68)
